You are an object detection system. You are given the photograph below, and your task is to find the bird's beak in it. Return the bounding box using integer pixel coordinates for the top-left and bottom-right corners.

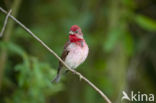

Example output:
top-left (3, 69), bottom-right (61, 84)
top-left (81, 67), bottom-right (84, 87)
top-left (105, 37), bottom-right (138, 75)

top-left (69, 31), bottom-right (74, 35)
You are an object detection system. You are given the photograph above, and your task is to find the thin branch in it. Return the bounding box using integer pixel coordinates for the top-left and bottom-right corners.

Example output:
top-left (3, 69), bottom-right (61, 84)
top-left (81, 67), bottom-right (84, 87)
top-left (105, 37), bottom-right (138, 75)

top-left (0, 7), bottom-right (112, 103)
top-left (0, 9), bottom-right (12, 37)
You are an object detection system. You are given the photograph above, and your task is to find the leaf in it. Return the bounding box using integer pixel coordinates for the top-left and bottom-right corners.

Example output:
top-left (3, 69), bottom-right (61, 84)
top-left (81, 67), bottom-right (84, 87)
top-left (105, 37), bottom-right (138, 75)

top-left (104, 28), bottom-right (122, 52)
top-left (135, 15), bottom-right (156, 31)
top-left (7, 42), bottom-right (25, 56)
top-left (0, 41), bottom-right (25, 57)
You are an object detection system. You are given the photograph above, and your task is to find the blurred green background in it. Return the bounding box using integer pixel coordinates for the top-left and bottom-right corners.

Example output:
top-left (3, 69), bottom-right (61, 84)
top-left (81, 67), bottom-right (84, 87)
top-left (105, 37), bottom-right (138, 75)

top-left (0, 0), bottom-right (156, 103)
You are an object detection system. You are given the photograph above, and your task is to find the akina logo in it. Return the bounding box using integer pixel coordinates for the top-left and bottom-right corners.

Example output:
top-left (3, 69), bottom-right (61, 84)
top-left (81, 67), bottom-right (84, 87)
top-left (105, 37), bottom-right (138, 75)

top-left (122, 91), bottom-right (155, 102)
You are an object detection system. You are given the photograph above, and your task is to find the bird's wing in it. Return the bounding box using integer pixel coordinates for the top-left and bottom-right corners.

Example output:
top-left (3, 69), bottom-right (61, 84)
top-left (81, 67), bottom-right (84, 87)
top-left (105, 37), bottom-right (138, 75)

top-left (52, 41), bottom-right (70, 83)
top-left (59, 41), bottom-right (70, 67)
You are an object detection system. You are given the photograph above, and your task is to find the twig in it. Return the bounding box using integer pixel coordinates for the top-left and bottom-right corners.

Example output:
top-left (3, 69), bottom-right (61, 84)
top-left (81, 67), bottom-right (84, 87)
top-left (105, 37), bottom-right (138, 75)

top-left (0, 9), bottom-right (12, 37)
top-left (0, 7), bottom-right (112, 103)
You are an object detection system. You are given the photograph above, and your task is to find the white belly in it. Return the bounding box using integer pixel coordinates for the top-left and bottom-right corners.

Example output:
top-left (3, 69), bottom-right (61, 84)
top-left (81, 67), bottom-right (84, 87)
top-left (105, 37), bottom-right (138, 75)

top-left (65, 43), bottom-right (88, 69)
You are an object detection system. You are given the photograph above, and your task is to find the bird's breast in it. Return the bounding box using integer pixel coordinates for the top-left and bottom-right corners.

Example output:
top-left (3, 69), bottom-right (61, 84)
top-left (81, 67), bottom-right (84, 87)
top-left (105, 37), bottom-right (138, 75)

top-left (65, 42), bottom-right (89, 69)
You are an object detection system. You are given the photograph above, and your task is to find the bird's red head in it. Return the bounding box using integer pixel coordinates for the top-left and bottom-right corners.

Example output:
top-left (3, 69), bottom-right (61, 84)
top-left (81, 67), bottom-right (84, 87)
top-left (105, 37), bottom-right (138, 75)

top-left (70, 25), bottom-right (81, 32)
top-left (69, 25), bottom-right (83, 43)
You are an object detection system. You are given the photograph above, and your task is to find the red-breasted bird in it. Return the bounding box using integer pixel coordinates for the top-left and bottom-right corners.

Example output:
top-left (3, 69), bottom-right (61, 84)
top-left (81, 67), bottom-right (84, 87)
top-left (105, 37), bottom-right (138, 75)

top-left (52, 25), bottom-right (89, 82)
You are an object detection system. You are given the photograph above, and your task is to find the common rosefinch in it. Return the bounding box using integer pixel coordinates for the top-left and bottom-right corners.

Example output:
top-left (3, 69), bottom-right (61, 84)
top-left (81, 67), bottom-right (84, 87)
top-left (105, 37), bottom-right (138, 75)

top-left (52, 25), bottom-right (89, 82)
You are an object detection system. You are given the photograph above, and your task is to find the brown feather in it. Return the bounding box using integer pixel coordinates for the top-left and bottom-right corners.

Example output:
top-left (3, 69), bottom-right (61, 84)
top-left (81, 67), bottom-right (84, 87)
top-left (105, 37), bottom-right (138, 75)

top-left (52, 41), bottom-right (70, 83)
top-left (59, 41), bottom-right (70, 67)
top-left (57, 41), bottom-right (70, 73)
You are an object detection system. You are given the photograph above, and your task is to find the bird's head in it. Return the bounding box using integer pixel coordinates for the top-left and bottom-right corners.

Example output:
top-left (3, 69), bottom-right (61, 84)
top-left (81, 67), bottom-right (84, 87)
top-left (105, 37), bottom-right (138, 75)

top-left (69, 25), bottom-right (83, 43)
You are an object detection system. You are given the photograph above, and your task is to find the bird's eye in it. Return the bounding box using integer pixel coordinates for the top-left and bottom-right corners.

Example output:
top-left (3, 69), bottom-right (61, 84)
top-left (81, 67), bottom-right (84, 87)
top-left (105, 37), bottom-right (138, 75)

top-left (75, 30), bottom-right (78, 33)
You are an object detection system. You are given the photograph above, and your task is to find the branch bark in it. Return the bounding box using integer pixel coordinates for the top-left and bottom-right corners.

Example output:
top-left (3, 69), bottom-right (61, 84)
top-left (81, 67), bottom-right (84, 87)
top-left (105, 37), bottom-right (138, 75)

top-left (0, 10), bottom-right (12, 37)
top-left (0, 7), bottom-right (112, 103)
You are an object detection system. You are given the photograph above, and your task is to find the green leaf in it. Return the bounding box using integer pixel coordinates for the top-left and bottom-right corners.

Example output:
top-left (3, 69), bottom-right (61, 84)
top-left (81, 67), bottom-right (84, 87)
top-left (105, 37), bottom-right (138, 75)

top-left (135, 15), bottom-right (156, 31)
top-left (104, 28), bottom-right (123, 52)
top-left (7, 42), bottom-right (25, 56)
top-left (0, 41), bottom-right (25, 57)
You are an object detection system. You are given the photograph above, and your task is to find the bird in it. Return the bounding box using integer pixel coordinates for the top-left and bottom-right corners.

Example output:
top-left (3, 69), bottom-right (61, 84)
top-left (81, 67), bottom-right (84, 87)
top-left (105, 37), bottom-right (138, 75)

top-left (52, 25), bottom-right (89, 83)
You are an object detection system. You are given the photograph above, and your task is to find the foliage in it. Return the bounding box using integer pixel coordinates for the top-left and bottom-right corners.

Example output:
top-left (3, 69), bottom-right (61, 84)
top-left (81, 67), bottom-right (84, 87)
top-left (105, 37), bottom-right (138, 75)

top-left (0, 42), bottom-right (64, 103)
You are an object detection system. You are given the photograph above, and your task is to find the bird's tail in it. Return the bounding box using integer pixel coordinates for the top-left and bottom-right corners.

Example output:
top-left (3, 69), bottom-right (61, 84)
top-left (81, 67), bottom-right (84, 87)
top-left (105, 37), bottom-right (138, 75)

top-left (52, 67), bottom-right (62, 83)
top-left (52, 74), bottom-right (61, 83)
